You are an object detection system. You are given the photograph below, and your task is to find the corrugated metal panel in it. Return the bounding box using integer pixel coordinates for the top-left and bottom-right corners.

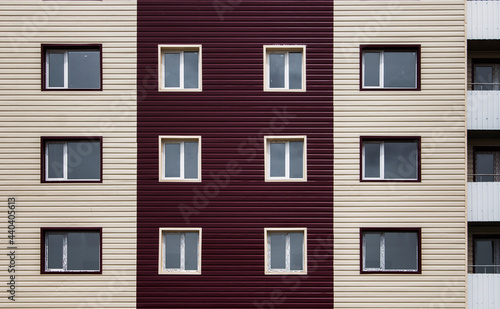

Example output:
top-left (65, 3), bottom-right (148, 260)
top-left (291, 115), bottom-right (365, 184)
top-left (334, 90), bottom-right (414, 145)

top-left (468, 182), bottom-right (500, 221)
top-left (468, 274), bottom-right (500, 309)
top-left (137, 1), bottom-right (333, 309)
top-left (0, 0), bottom-right (137, 308)
top-left (467, 1), bottom-right (500, 40)
top-left (334, 0), bottom-right (467, 308)
top-left (467, 90), bottom-right (500, 130)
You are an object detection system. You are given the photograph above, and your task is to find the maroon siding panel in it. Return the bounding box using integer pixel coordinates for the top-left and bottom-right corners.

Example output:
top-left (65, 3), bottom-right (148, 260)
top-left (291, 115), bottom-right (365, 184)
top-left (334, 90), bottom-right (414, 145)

top-left (138, 1), bottom-right (333, 308)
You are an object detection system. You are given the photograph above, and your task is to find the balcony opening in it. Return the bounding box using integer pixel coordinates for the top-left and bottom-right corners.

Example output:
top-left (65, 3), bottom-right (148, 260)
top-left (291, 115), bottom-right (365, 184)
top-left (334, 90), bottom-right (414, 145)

top-left (473, 61), bottom-right (500, 91)
top-left (473, 236), bottom-right (500, 274)
top-left (474, 148), bottom-right (500, 182)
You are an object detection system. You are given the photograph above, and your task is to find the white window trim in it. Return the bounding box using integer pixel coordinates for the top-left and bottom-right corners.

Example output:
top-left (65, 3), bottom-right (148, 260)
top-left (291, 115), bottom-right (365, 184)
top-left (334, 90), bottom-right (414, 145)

top-left (361, 140), bottom-right (418, 181)
top-left (158, 136), bottom-right (202, 182)
top-left (361, 50), bottom-right (417, 89)
top-left (44, 231), bottom-right (101, 273)
top-left (45, 140), bottom-right (101, 182)
top-left (264, 136), bottom-right (307, 182)
top-left (264, 228), bottom-right (307, 275)
top-left (263, 45), bottom-right (306, 92)
top-left (362, 231), bottom-right (419, 272)
top-left (158, 44), bottom-right (202, 92)
top-left (158, 228), bottom-right (202, 275)
top-left (46, 50), bottom-right (69, 89)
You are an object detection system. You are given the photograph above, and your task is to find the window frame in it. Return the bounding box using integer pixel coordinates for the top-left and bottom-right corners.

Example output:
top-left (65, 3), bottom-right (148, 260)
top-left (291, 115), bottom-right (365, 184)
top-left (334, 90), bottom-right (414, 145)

top-left (158, 44), bottom-right (202, 92)
top-left (473, 234), bottom-right (500, 274)
top-left (40, 227), bottom-right (102, 274)
top-left (41, 136), bottom-right (103, 183)
top-left (360, 227), bottom-right (422, 274)
top-left (41, 44), bottom-right (103, 91)
top-left (158, 136), bottom-right (202, 182)
top-left (264, 136), bottom-right (307, 182)
top-left (472, 59), bottom-right (500, 91)
top-left (360, 136), bottom-right (421, 182)
top-left (360, 45), bottom-right (421, 91)
top-left (263, 45), bottom-right (306, 92)
top-left (264, 228), bottom-right (307, 275)
top-left (158, 228), bottom-right (202, 275)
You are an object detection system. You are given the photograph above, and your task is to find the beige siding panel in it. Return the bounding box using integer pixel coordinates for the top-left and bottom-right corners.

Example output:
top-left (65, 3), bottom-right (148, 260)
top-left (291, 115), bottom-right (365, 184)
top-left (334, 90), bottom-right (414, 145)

top-left (334, 0), bottom-right (466, 308)
top-left (0, 1), bottom-right (136, 308)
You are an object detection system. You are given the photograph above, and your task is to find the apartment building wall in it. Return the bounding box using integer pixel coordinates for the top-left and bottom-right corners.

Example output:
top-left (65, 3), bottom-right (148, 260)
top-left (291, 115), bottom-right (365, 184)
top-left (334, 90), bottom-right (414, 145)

top-left (333, 1), bottom-right (467, 308)
top-left (0, 1), bottom-right (137, 308)
top-left (136, 1), bottom-right (333, 308)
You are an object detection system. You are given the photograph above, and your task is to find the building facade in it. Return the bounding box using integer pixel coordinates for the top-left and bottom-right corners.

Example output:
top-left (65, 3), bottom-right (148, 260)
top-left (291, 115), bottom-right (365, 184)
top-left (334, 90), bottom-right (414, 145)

top-left (466, 1), bottom-right (500, 308)
top-left (136, 1), bottom-right (334, 308)
top-left (5, 0), bottom-right (500, 309)
top-left (0, 0), bottom-right (137, 308)
top-left (333, 0), bottom-right (467, 308)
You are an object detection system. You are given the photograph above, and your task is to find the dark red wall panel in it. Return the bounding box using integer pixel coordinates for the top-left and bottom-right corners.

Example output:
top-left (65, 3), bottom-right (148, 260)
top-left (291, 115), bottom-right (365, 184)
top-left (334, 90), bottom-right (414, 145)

top-left (137, 1), bottom-right (333, 308)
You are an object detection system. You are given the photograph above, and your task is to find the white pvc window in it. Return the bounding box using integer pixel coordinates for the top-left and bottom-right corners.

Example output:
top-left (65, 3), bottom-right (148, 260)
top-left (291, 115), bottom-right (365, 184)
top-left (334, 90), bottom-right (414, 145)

top-left (44, 230), bottom-right (100, 273)
top-left (265, 228), bottom-right (307, 275)
top-left (45, 49), bottom-right (101, 89)
top-left (362, 49), bottom-right (417, 89)
top-left (159, 136), bottom-right (201, 182)
top-left (362, 230), bottom-right (419, 272)
top-left (265, 136), bottom-right (306, 181)
top-left (159, 45), bottom-right (202, 91)
top-left (362, 140), bottom-right (418, 180)
top-left (159, 228), bottom-right (201, 274)
top-left (45, 140), bottom-right (101, 181)
top-left (264, 46), bottom-right (306, 91)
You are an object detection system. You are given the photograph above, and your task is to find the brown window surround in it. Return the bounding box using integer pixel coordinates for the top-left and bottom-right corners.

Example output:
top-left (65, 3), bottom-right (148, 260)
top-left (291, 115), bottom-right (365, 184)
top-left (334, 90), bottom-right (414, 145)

top-left (360, 45), bottom-right (421, 91)
top-left (40, 227), bottom-right (102, 274)
top-left (360, 136), bottom-right (421, 182)
top-left (41, 136), bottom-right (103, 183)
top-left (41, 44), bottom-right (103, 91)
top-left (360, 227), bottom-right (422, 274)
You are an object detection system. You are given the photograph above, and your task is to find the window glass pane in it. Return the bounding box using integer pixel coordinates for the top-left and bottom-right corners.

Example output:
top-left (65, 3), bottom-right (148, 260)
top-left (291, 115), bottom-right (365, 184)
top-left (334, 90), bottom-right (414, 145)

top-left (476, 153), bottom-right (494, 182)
top-left (164, 53), bottom-right (181, 88)
top-left (270, 142), bottom-right (286, 177)
top-left (165, 143), bottom-right (181, 178)
top-left (288, 52), bottom-right (302, 89)
top-left (47, 233), bottom-right (64, 269)
top-left (47, 143), bottom-right (64, 179)
top-left (474, 66), bottom-right (494, 90)
top-left (68, 51), bottom-right (100, 89)
top-left (385, 232), bottom-right (418, 270)
top-left (184, 232), bottom-right (198, 271)
top-left (270, 233), bottom-right (286, 269)
top-left (289, 141), bottom-right (304, 178)
top-left (67, 141), bottom-right (100, 180)
top-left (165, 233), bottom-right (181, 269)
top-left (183, 51), bottom-right (199, 89)
top-left (384, 141), bottom-right (418, 179)
top-left (67, 232), bottom-right (100, 271)
top-left (384, 51), bottom-right (417, 88)
top-left (289, 232), bottom-right (304, 271)
top-left (475, 239), bottom-right (494, 273)
top-left (364, 52), bottom-right (380, 87)
top-left (364, 232), bottom-right (381, 269)
top-left (184, 141), bottom-right (198, 179)
top-left (269, 53), bottom-right (285, 88)
top-left (48, 52), bottom-right (65, 88)
top-left (364, 143), bottom-right (380, 178)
